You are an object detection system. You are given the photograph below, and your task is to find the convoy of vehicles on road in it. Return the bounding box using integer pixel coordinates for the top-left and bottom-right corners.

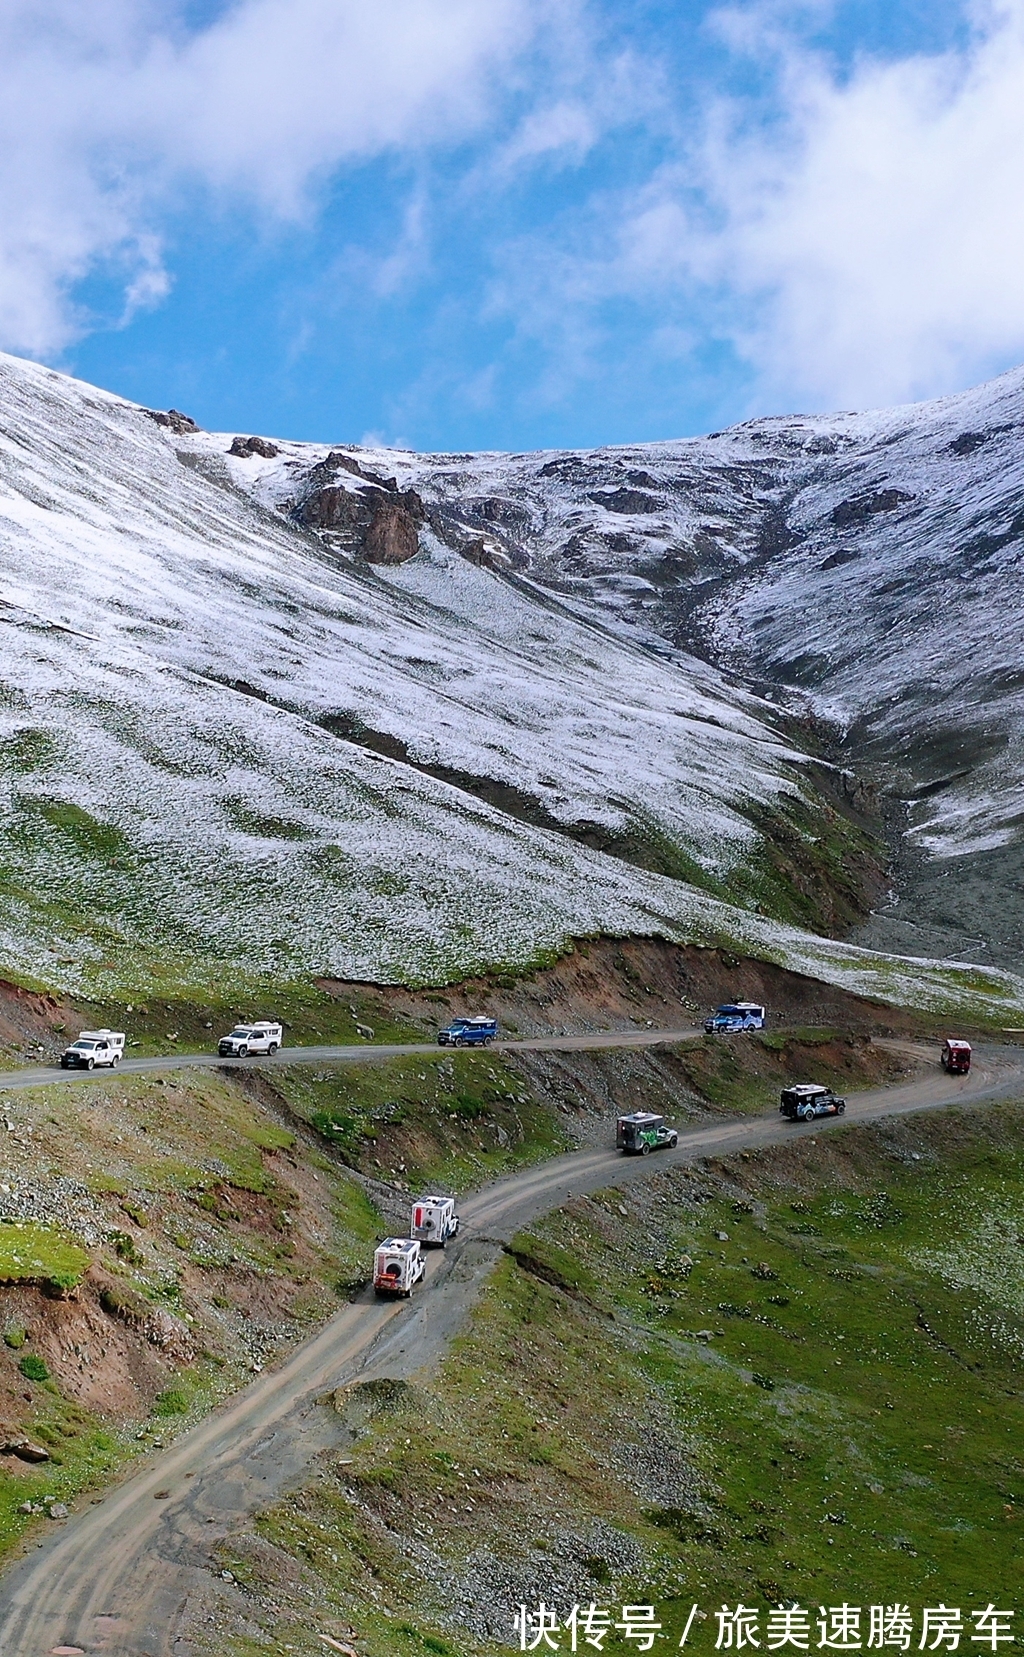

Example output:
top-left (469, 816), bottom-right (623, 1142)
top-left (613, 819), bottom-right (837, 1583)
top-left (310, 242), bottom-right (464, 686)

top-left (29, 1016), bottom-right (993, 1308)
top-left (217, 1021), bottom-right (283, 1058)
top-left (60, 1030), bottom-right (125, 1070)
top-left (941, 1038), bottom-right (972, 1074)
top-left (704, 1002), bottom-right (765, 1033)
top-left (437, 1016), bottom-right (498, 1047)
top-left (780, 1083), bottom-right (846, 1122)
top-left (616, 1110), bottom-right (679, 1154)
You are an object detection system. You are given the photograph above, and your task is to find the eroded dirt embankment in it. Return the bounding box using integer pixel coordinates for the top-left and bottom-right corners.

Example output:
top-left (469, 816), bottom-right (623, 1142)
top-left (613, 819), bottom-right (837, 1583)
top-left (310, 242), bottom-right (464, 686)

top-left (0, 982), bottom-right (79, 1065)
top-left (319, 936), bottom-right (927, 1040)
top-left (0, 937), bottom-right (922, 1078)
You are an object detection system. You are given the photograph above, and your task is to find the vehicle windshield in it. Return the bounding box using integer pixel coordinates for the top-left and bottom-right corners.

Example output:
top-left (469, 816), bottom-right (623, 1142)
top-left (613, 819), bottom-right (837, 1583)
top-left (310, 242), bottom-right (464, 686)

top-left (71, 1041), bottom-right (96, 1050)
top-left (229, 1028), bottom-right (252, 1038)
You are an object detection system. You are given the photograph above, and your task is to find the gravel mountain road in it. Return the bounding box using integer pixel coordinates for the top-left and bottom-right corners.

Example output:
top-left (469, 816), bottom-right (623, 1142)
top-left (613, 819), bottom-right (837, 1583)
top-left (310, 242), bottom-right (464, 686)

top-left (0, 1026), bottom-right (704, 1094)
top-left (0, 1036), bottom-right (1021, 1656)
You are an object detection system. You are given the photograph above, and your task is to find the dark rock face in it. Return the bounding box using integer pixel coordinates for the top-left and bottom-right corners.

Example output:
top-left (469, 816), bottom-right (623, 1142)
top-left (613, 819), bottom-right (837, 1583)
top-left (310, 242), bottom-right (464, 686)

top-left (144, 408), bottom-right (200, 435)
top-left (460, 536), bottom-right (513, 570)
top-left (295, 459), bottom-right (425, 564)
top-left (459, 495), bottom-right (533, 533)
top-left (364, 497), bottom-right (422, 564)
top-left (949, 431), bottom-right (989, 456)
top-left (831, 488), bottom-right (914, 527)
top-left (228, 435), bottom-right (279, 459)
top-left (820, 547), bottom-right (860, 570)
top-left (324, 450), bottom-right (399, 492)
top-left (589, 486), bottom-right (665, 515)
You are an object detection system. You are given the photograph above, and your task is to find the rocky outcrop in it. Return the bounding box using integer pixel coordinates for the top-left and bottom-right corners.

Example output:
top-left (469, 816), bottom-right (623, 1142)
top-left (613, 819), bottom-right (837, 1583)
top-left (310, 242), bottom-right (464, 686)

top-left (98, 1280), bottom-right (194, 1358)
top-left (144, 408), bottom-right (200, 435)
top-left (323, 450), bottom-right (400, 492)
top-left (589, 486), bottom-right (665, 515)
top-left (461, 536), bottom-right (513, 571)
top-left (363, 496), bottom-right (422, 564)
top-left (228, 435), bottom-right (279, 459)
top-left (2, 1437), bottom-right (49, 1463)
top-left (831, 488), bottom-right (914, 526)
top-left (294, 452), bottom-right (424, 564)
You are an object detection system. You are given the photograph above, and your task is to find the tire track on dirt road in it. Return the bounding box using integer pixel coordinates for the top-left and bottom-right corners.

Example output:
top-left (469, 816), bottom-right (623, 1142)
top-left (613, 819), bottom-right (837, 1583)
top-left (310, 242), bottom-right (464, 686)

top-left (1, 1040), bottom-right (1022, 1656)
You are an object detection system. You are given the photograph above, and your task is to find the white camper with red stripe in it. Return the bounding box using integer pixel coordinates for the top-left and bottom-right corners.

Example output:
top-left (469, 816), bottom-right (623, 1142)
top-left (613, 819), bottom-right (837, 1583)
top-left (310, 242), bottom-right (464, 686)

top-left (410, 1194), bottom-right (460, 1248)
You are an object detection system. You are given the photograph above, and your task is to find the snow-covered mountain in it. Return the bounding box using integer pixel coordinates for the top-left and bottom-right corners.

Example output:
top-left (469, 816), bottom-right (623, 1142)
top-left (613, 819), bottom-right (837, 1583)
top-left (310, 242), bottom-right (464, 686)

top-left (226, 369), bottom-right (1024, 969)
top-left (258, 371), bottom-right (1024, 863)
top-left (0, 350), bottom-right (1020, 1015)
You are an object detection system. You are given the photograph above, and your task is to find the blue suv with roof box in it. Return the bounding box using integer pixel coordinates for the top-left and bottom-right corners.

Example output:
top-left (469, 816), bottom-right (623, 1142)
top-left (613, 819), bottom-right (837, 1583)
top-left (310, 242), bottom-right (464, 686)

top-left (437, 1016), bottom-right (498, 1047)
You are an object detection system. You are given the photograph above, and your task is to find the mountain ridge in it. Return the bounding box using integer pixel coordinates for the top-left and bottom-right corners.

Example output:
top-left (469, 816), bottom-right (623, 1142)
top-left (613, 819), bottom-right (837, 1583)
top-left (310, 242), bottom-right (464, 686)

top-left (0, 349), bottom-right (1021, 1017)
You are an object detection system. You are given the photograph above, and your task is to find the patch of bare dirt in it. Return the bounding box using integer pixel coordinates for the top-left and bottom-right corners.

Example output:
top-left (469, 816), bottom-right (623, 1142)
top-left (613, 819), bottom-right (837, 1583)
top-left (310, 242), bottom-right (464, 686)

top-left (0, 981), bottom-right (79, 1064)
top-left (319, 937), bottom-right (924, 1042)
top-left (0, 1273), bottom-right (188, 1434)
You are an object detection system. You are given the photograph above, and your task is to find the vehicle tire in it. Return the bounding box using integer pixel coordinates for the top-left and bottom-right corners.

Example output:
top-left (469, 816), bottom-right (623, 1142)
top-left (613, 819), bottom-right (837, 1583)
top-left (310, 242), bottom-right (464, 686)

top-left (484, 1036), bottom-right (493, 1045)
top-left (641, 1142), bottom-right (651, 1156)
top-left (239, 1046), bottom-right (248, 1057)
top-left (670, 1134), bottom-right (678, 1147)
top-left (86, 1058), bottom-right (94, 1070)
top-left (455, 1037), bottom-right (465, 1048)
top-left (111, 1054), bottom-right (119, 1067)
top-left (269, 1042), bottom-right (278, 1053)
top-left (837, 1102), bottom-right (846, 1115)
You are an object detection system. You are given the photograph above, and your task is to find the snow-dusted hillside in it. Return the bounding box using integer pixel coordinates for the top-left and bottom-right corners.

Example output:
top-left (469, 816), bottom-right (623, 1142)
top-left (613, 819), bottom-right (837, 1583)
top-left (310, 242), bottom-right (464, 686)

top-left (0, 350), bottom-right (1021, 1016)
top-left (226, 368), bottom-right (1024, 966)
top-left (280, 369), bottom-right (1024, 869)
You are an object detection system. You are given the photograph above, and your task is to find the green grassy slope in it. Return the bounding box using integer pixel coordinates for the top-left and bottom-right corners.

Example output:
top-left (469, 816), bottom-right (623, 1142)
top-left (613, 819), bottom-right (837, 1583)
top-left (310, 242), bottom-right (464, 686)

top-left (239, 1100), bottom-right (1024, 1656)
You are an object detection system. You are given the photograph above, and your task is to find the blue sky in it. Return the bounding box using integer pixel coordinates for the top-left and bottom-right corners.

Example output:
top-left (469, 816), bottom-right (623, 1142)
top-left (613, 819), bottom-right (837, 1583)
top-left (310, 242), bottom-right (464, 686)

top-left (2, 0), bottom-right (1022, 450)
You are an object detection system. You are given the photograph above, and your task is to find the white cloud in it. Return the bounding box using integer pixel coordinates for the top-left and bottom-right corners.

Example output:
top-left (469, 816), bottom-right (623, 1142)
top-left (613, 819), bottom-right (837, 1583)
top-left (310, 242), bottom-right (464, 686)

top-left (0, 0), bottom-right (541, 354)
top-left (691, 0), bottom-right (1024, 407)
top-left (498, 100), bottom-right (601, 170)
top-left (489, 0), bottom-right (1024, 417)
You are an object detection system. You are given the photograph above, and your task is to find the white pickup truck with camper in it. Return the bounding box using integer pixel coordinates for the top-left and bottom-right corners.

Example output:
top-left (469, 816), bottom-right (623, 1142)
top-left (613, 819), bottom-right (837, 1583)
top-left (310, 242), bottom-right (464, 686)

top-left (410, 1195), bottom-right (460, 1247)
top-left (60, 1030), bottom-right (125, 1070)
top-left (373, 1238), bottom-right (426, 1298)
top-left (217, 1021), bottom-right (282, 1058)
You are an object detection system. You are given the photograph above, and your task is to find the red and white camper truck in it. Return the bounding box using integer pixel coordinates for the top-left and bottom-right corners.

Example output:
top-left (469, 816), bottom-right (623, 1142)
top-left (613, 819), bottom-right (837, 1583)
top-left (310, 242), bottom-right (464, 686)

top-left (410, 1195), bottom-right (460, 1247)
top-left (941, 1039), bottom-right (972, 1075)
top-left (373, 1238), bottom-right (426, 1298)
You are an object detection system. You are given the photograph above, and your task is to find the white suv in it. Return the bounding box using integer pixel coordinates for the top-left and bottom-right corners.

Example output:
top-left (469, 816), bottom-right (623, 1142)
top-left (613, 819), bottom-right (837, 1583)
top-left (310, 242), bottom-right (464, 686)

top-left (217, 1021), bottom-right (282, 1058)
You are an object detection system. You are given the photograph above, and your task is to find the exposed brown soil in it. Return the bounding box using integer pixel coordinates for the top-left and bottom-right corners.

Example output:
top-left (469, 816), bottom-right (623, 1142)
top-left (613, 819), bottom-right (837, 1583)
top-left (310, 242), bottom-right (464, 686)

top-left (0, 982), bottom-right (79, 1062)
top-left (319, 936), bottom-right (925, 1040)
top-left (0, 1273), bottom-right (183, 1437)
top-left (0, 1068), bottom-right (370, 1457)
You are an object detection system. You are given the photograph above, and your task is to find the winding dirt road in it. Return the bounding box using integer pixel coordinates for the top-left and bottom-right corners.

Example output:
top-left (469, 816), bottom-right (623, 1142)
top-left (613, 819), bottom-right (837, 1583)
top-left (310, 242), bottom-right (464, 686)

top-left (0, 1026), bottom-right (704, 1094)
top-left (1, 1035), bottom-right (1023, 1656)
